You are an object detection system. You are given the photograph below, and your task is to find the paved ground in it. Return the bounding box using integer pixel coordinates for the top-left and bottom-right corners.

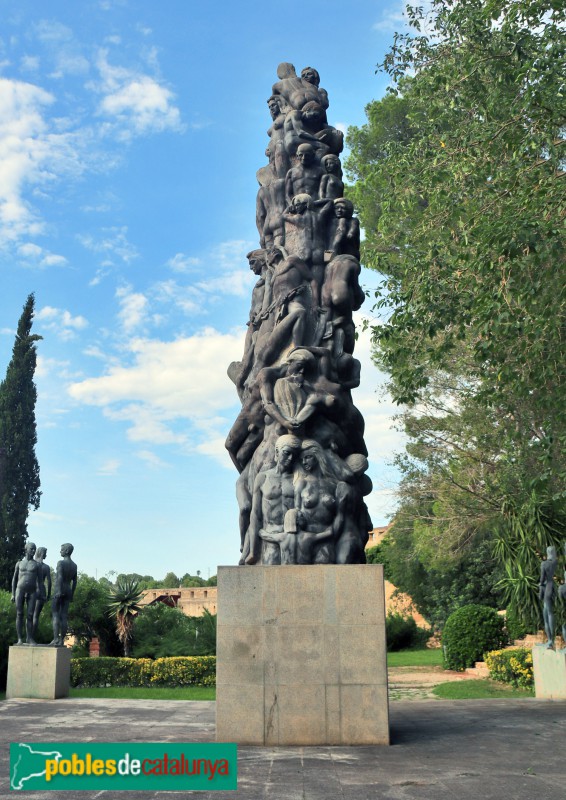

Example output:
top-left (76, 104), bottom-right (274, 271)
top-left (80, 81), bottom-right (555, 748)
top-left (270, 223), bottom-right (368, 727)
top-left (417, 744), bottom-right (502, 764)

top-left (1, 697), bottom-right (564, 799)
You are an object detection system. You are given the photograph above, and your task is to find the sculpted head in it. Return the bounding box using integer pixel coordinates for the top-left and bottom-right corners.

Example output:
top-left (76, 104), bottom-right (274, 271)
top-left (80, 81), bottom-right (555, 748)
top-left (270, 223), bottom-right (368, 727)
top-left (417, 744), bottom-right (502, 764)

top-left (267, 95), bottom-right (282, 119)
top-left (301, 101), bottom-right (325, 125)
top-left (334, 197), bottom-right (354, 218)
top-left (36, 546), bottom-right (47, 560)
top-left (301, 66), bottom-right (320, 87)
top-left (322, 154), bottom-right (341, 174)
top-left (292, 193), bottom-right (312, 214)
top-left (297, 143), bottom-right (315, 166)
top-left (246, 249), bottom-right (266, 276)
top-left (275, 434), bottom-right (301, 473)
top-left (61, 543), bottom-right (74, 557)
top-left (24, 541), bottom-right (36, 558)
top-left (547, 546), bottom-right (557, 560)
top-left (300, 439), bottom-right (323, 473)
top-left (277, 62), bottom-right (296, 80)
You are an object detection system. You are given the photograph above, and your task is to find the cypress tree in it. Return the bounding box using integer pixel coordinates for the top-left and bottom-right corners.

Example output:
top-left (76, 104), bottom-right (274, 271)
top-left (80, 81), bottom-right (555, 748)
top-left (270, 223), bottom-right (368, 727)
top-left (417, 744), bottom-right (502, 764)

top-left (0, 294), bottom-right (42, 590)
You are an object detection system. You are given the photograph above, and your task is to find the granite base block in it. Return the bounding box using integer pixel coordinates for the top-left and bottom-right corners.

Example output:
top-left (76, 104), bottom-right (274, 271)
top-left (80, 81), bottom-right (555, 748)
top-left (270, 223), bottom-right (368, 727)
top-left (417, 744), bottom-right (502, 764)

top-left (532, 645), bottom-right (566, 699)
top-left (6, 645), bottom-right (71, 700)
top-left (216, 564), bottom-right (390, 745)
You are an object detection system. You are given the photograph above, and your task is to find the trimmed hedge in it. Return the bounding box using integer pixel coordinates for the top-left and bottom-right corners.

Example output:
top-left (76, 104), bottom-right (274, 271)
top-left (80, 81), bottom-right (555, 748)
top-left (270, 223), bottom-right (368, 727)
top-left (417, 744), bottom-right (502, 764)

top-left (485, 648), bottom-right (533, 690)
top-left (386, 613), bottom-right (430, 651)
top-left (71, 656), bottom-right (216, 688)
top-left (442, 604), bottom-right (507, 671)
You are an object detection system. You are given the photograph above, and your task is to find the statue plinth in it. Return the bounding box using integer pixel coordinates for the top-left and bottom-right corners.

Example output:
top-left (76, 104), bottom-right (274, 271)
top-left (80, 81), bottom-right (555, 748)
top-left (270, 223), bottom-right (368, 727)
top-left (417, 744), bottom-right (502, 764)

top-left (532, 645), bottom-right (566, 699)
top-left (6, 645), bottom-right (71, 700)
top-left (216, 564), bottom-right (390, 745)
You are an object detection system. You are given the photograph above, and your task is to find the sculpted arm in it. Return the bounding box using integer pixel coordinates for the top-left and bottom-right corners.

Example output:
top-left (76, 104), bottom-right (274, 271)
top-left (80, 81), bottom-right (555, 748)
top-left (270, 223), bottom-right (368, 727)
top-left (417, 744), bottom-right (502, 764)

top-left (11, 562), bottom-right (19, 600)
top-left (46, 568), bottom-right (52, 599)
top-left (247, 472), bottom-right (267, 564)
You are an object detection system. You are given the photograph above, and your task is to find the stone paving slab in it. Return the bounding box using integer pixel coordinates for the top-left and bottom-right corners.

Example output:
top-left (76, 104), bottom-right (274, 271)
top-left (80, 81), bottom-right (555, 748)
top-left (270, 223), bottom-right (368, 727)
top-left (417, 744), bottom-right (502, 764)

top-left (0, 698), bottom-right (564, 799)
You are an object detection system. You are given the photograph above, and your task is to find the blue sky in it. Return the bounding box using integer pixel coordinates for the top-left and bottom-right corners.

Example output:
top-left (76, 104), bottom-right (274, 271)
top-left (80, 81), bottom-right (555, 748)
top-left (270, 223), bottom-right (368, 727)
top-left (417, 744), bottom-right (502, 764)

top-left (1, 0), bottom-right (408, 580)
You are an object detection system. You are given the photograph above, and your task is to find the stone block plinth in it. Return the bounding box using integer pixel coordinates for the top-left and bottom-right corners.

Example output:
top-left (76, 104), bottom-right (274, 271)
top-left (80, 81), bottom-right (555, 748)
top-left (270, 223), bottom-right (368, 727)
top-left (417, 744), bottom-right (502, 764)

top-left (6, 645), bottom-right (71, 700)
top-left (532, 645), bottom-right (566, 699)
top-left (216, 565), bottom-right (389, 745)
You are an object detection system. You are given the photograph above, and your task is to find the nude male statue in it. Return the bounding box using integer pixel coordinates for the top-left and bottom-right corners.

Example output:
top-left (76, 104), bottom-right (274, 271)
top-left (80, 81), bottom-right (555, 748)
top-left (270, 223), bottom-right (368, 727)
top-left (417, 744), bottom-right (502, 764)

top-left (246, 434), bottom-right (301, 565)
top-left (32, 546), bottom-right (51, 638)
top-left (285, 143), bottom-right (324, 207)
top-left (539, 546), bottom-right (558, 649)
top-left (11, 541), bottom-right (41, 645)
top-left (50, 543), bottom-right (77, 647)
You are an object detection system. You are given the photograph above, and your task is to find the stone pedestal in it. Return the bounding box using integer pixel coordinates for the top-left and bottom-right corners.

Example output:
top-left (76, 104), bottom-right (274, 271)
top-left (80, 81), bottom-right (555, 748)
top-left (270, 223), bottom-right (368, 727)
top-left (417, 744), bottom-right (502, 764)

top-left (216, 564), bottom-right (389, 745)
top-left (6, 645), bottom-right (71, 700)
top-left (532, 645), bottom-right (566, 699)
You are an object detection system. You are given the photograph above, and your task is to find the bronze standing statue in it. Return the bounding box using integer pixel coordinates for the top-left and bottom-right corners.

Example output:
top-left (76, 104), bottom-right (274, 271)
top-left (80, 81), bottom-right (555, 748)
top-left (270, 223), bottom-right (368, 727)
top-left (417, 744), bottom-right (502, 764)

top-left (227, 64), bottom-right (371, 565)
top-left (539, 545), bottom-right (558, 649)
top-left (32, 546), bottom-right (51, 639)
top-left (11, 541), bottom-right (41, 645)
top-left (50, 543), bottom-right (77, 647)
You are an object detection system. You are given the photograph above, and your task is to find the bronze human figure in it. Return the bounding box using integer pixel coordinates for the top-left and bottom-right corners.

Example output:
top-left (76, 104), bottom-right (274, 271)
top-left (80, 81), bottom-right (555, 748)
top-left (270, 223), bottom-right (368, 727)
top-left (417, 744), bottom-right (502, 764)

top-left (539, 546), bottom-right (558, 649)
top-left (50, 543), bottom-right (77, 647)
top-left (11, 541), bottom-right (41, 645)
top-left (32, 546), bottom-right (51, 638)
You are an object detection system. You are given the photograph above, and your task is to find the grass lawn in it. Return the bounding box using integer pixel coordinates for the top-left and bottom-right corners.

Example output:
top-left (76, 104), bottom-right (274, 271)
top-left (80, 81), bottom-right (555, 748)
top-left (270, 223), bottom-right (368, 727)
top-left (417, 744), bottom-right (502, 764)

top-left (432, 679), bottom-right (534, 700)
top-left (387, 649), bottom-right (443, 668)
top-left (69, 686), bottom-right (216, 701)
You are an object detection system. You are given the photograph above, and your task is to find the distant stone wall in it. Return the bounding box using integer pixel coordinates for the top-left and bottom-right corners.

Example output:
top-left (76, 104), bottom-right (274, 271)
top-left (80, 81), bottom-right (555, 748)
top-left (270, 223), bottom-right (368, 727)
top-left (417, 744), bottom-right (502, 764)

top-left (139, 587), bottom-right (217, 617)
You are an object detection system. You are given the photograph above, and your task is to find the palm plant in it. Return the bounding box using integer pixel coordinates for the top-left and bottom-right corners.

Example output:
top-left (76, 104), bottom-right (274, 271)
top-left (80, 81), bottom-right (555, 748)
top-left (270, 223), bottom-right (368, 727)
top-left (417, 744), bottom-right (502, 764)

top-left (107, 578), bottom-right (144, 657)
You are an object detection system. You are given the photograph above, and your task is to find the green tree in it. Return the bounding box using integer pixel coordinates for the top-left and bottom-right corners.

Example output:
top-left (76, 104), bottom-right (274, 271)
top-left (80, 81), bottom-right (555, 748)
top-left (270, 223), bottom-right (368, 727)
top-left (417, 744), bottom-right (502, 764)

top-left (0, 295), bottom-right (42, 590)
top-left (66, 574), bottom-right (121, 655)
top-left (132, 605), bottom-right (217, 658)
top-left (162, 572), bottom-right (180, 588)
top-left (180, 572), bottom-right (206, 588)
top-left (107, 578), bottom-right (144, 657)
top-left (347, 0), bottom-right (566, 624)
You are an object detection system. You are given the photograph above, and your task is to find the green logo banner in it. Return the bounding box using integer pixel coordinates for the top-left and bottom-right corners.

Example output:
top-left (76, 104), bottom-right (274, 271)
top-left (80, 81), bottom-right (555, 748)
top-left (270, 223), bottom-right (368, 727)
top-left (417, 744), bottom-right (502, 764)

top-left (10, 742), bottom-right (237, 791)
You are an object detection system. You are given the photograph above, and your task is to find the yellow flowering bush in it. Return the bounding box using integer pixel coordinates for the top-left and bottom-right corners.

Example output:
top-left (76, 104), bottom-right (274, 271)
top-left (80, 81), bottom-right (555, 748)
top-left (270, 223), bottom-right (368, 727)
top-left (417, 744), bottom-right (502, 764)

top-left (71, 656), bottom-right (216, 688)
top-left (485, 648), bottom-right (533, 690)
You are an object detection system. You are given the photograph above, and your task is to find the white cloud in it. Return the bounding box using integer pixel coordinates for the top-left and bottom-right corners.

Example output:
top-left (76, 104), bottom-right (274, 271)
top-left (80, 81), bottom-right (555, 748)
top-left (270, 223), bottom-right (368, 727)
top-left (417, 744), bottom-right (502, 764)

top-left (20, 55), bottom-right (40, 73)
top-left (36, 305), bottom-right (88, 340)
top-left (78, 226), bottom-right (139, 264)
top-left (116, 286), bottom-right (149, 333)
top-left (17, 241), bottom-right (67, 268)
top-left (136, 449), bottom-right (169, 468)
top-left (0, 78), bottom-right (54, 240)
top-left (373, 3), bottom-right (407, 32)
top-left (68, 328), bottom-right (245, 459)
top-left (93, 49), bottom-right (183, 140)
top-left (166, 253), bottom-right (201, 273)
top-left (33, 20), bottom-right (90, 78)
top-left (97, 458), bottom-right (120, 476)
top-left (35, 355), bottom-right (72, 380)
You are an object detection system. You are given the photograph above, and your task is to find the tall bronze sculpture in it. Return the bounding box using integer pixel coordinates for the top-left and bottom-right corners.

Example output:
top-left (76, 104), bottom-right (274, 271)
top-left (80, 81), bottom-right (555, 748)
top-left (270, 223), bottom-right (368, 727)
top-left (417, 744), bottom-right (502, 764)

top-left (227, 63), bottom-right (372, 566)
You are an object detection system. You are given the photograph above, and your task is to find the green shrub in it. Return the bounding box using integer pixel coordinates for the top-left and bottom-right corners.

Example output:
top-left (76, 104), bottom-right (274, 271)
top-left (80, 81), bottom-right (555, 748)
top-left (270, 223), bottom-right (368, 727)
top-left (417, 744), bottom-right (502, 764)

top-left (386, 613), bottom-right (430, 651)
top-left (442, 605), bottom-right (507, 671)
top-left (485, 648), bottom-right (533, 690)
top-left (503, 608), bottom-right (534, 642)
top-left (71, 656), bottom-right (216, 688)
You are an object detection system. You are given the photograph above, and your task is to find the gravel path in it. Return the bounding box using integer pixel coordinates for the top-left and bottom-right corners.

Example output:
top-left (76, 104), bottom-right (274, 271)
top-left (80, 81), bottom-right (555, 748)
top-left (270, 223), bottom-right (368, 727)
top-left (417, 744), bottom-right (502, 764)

top-left (388, 665), bottom-right (477, 700)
